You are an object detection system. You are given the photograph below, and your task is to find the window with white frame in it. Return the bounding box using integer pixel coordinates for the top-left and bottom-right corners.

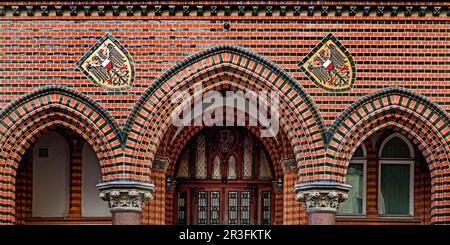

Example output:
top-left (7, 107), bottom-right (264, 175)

top-left (378, 133), bottom-right (414, 216)
top-left (338, 144), bottom-right (367, 215)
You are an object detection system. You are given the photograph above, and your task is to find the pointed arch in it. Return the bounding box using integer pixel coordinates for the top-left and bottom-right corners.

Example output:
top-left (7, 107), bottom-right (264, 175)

top-left (379, 133), bottom-right (414, 159)
top-left (0, 86), bottom-right (123, 224)
top-left (157, 103), bottom-right (294, 180)
top-left (327, 86), bottom-right (450, 224)
top-left (123, 45), bottom-right (325, 181)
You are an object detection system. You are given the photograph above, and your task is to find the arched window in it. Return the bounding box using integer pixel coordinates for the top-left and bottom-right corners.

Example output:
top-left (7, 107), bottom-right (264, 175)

top-left (338, 144), bottom-right (367, 215)
top-left (211, 155), bottom-right (222, 180)
top-left (259, 149), bottom-right (273, 179)
top-left (195, 134), bottom-right (207, 179)
top-left (81, 143), bottom-right (111, 217)
top-left (32, 131), bottom-right (70, 217)
top-left (176, 148), bottom-right (190, 178)
top-left (227, 155), bottom-right (237, 180)
top-left (242, 134), bottom-right (253, 178)
top-left (378, 133), bottom-right (414, 216)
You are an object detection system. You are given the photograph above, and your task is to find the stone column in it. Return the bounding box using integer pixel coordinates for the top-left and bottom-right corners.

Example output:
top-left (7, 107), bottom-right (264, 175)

top-left (294, 182), bottom-right (351, 225)
top-left (97, 181), bottom-right (155, 225)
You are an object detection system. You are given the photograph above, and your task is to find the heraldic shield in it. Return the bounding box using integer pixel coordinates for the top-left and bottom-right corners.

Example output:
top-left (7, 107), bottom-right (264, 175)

top-left (299, 33), bottom-right (356, 92)
top-left (76, 33), bottom-right (135, 91)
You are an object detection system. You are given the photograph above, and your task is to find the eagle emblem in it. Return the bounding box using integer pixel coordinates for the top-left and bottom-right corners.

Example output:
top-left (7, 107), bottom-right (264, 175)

top-left (76, 33), bottom-right (135, 91)
top-left (299, 33), bottom-right (356, 92)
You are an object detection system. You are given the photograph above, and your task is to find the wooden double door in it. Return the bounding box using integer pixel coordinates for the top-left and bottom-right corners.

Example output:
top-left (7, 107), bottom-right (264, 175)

top-left (173, 127), bottom-right (275, 225)
top-left (176, 184), bottom-right (273, 225)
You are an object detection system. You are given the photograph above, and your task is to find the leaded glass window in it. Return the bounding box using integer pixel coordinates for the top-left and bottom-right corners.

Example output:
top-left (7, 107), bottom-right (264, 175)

top-left (243, 135), bottom-right (253, 178)
top-left (228, 192), bottom-right (238, 225)
top-left (227, 155), bottom-right (237, 180)
top-left (195, 135), bottom-right (207, 179)
top-left (197, 191), bottom-right (208, 225)
top-left (259, 149), bottom-right (272, 179)
top-left (261, 191), bottom-right (271, 225)
top-left (210, 192), bottom-right (220, 225)
top-left (240, 192), bottom-right (250, 225)
top-left (177, 192), bottom-right (187, 224)
top-left (176, 149), bottom-right (190, 178)
top-left (212, 155), bottom-right (222, 180)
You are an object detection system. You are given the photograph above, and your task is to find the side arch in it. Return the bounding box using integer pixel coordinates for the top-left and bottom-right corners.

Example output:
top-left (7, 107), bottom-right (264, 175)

top-left (0, 85), bottom-right (123, 224)
top-left (124, 45), bottom-right (326, 182)
top-left (327, 86), bottom-right (450, 224)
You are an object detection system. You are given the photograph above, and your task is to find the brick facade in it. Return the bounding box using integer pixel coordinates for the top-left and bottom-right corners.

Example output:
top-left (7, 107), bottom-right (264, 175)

top-left (0, 1), bottom-right (449, 224)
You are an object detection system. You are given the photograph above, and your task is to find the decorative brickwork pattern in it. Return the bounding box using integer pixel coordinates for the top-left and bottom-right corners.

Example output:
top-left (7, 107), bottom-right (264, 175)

top-left (0, 0), bottom-right (449, 225)
top-left (123, 45), bottom-right (325, 183)
top-left (141, 170), bottom-right (165, 224)
top-left (283, 170), bottom-right (307, 224)
top-left (327, 87), bottom-right (450, 224)
top-left (0, 86), bottom-right (122, 223)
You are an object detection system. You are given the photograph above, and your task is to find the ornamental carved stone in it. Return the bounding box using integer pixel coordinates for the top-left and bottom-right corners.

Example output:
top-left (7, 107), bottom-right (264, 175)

top-left (294, 182), bottom-right (351, 213)
top-left (97, 181), bottom-right (155, 213)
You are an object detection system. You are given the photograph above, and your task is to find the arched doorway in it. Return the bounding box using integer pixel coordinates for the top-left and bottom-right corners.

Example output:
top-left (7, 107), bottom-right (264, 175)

top-left (173, 127), bottom-right (275, 225)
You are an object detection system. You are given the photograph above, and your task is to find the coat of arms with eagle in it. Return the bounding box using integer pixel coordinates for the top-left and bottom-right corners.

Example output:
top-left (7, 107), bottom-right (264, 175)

top-left (76, 33), bottom-right (135, 91)
top-left (299, 33), bottom-right (356, 92)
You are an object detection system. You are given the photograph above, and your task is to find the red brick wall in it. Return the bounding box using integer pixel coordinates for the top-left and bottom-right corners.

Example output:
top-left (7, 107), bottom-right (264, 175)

top-left (15, 152), bottom-right (32, 225)
top-left (141, 171), bottom-right (166, 224)
top-left (283, 170), bottom-right (307, 224)
top-left (0, 1), bottom-right (448, 224)
top-left (0, 9), bottom-right (449, 127)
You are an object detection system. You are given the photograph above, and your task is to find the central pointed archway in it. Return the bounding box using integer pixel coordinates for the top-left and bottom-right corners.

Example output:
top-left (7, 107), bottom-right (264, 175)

top-left (124, 44), bottom-right (325, 183)
top-left (125, 45), bottom-right (325, 224)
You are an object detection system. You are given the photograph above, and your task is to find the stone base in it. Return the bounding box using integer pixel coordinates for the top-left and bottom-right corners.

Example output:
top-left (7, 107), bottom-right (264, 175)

top-left (112, 210), bottom-right (142, 225)
top-left (307, 211), bottom-right (336, 225)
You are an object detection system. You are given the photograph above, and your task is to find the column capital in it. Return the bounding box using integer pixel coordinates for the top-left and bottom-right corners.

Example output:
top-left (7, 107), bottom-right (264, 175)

top-left (294, 181), bottom-right (351, 213)
top-left (97, 181), bottom-right (155, 213)
top-left (152, 155), bottom-right (170, 172)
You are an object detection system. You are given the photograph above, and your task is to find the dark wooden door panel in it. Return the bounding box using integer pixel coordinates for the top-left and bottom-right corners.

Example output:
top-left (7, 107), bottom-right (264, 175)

top-left (173, 127), bottom-right (275, 225)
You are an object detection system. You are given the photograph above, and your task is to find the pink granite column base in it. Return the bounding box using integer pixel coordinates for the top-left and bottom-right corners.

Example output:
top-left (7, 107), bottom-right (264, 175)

top-left (112, 211), bottom-right (141, 225)
top-left (307, 211), bottom-right (336, 225)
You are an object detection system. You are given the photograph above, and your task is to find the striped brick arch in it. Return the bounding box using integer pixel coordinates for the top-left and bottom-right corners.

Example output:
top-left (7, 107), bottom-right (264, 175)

top-left (124, 45), bottom-right (325, 183)
top-left (327, 86), bottom-right (450, 224)
top-left (0, 86), bottom-right (123, 224)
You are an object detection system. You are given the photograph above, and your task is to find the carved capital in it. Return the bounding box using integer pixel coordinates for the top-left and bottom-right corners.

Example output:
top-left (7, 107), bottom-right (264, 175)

top-left (97, 181), bottom-right (155, 213)
top-left (294, 182), bottom-right (351, 213)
